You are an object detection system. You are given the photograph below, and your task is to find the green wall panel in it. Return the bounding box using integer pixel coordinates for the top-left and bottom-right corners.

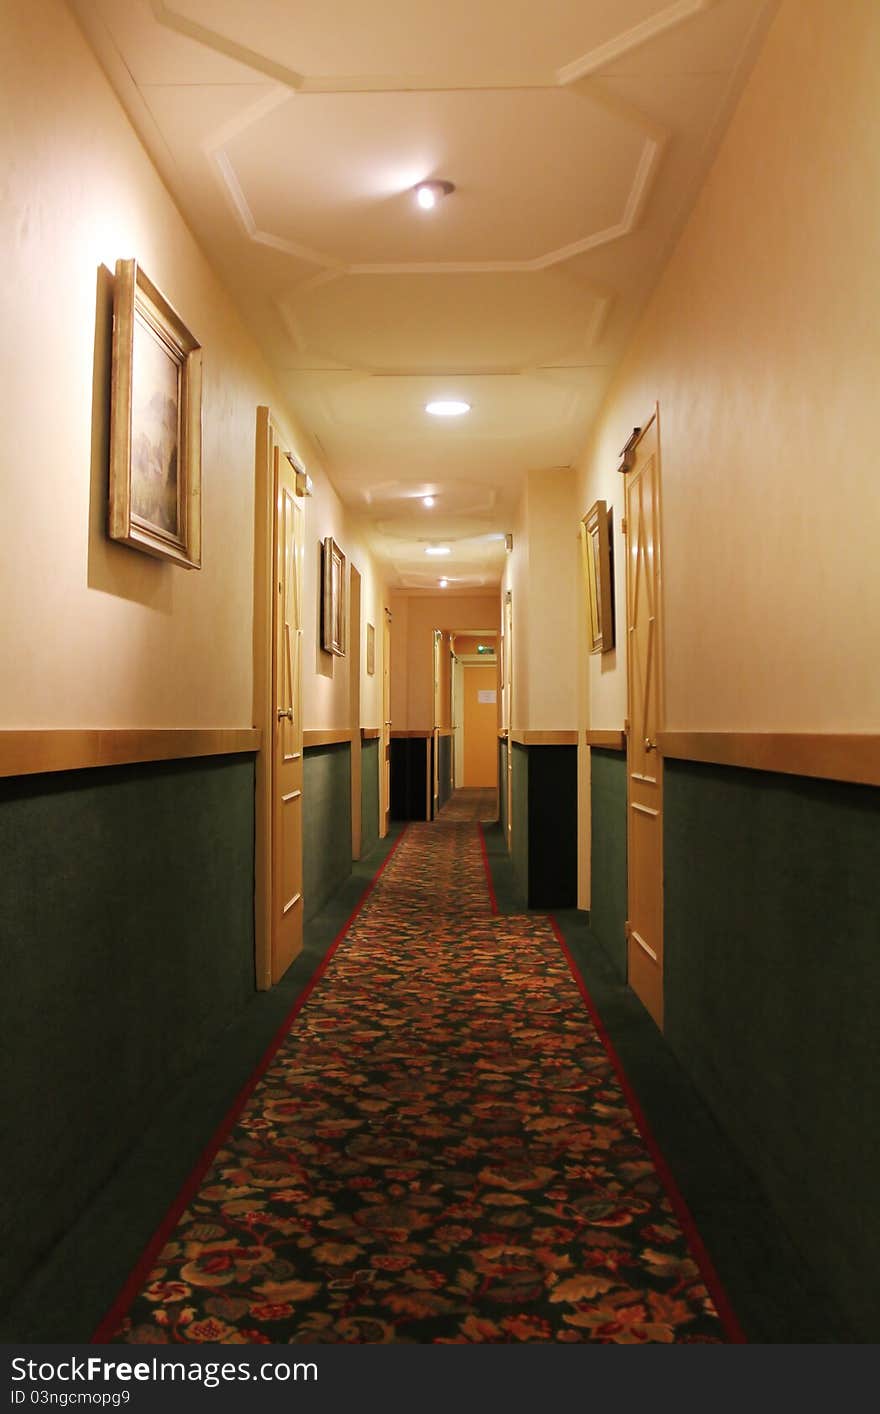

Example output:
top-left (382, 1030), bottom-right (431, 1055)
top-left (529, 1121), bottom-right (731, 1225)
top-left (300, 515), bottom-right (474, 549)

top-left (664, 758), bottom-right (880, 1341)
top-left (438, 735), bottom-right (452, 809)
top-left (303, 742), bottom-right (352, 922)
top-left (498, 739), bottom-right (508, 840)
top-left (360, 739), bottom-right (379, 860)
top-left (510, 742), bottom-right (529, 903)
top-left (0, 755), bottom-right (255, 1304)
top-left (590, 748), bottom-right (628, 979)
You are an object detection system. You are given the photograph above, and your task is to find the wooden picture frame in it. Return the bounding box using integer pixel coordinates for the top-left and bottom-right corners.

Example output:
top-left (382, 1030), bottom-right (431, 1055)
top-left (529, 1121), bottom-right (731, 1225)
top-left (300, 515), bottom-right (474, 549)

top-left (109, 259), bottom-right (202, 568)
top-left (366, 622), bottom-right (376, 675)
top-left (321, 536), bottom-right (346, 655)
top-left (581, 500), bottom-right (614, 654)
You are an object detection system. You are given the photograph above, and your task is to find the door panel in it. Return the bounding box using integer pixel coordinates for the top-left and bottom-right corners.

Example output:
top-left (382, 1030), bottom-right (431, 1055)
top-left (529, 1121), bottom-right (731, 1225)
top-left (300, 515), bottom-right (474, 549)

top-left (625, 414), bottom-right (664, 1028)
top-left (503, 591), bottom-right (513, 847)
top-left (272, 448), bottom-right (304, 983)
top-left (381, 607), bottom-right (391, 836)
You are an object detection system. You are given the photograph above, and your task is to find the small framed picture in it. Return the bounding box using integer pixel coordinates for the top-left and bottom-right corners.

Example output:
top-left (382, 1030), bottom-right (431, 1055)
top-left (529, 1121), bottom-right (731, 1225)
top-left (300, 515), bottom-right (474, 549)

top-left (109, 259), bottom-right (202, 568)
top-left (581, 500), bottom-right (614, 654)
top-left (321, 537), bottom-right (346, 655)
top-left (366, 622), bottom-right (376, 675)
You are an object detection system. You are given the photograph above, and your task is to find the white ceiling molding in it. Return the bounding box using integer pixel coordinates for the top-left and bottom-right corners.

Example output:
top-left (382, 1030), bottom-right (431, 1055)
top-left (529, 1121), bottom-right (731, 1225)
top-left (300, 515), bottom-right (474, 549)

top-left (275, 285), bottom-right (615, 377)
top-left (556, 0), bottom-right (717, 83)
top-left (150, 0), bottom-right (718, 93)
top-left (205, 78), bottom-right (665, 276)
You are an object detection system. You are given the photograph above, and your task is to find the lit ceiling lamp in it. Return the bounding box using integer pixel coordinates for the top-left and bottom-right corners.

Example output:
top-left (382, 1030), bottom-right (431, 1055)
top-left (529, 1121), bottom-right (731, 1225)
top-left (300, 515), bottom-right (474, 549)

top-left (422, 495), bottom-right (435, 507)
top-left (439, 579), bottom-right (448, 588)
top-left (425, 545), bottom-right (451, 555)
top-left (425, 400), bottom-right (470, 417)
top-left (414, 180), bottom-right (454, 211)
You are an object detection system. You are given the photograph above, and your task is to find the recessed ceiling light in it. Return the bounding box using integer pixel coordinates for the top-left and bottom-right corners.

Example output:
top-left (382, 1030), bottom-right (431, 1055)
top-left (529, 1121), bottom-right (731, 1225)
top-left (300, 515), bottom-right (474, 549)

top-left (422, 495), bottom-right (435, 507)
top-left (414, 180), bottom-right (454, 211)
top-left (425, 545), bottom-right (451, 556)
top-left (439, 579), bottom-right (448, 588)
top-left (425, 400), bottom-right (470, 417)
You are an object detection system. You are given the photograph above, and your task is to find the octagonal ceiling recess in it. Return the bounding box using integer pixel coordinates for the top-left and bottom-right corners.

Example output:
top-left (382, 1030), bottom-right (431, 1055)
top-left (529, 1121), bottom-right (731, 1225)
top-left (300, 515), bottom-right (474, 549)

top-left (74, 0), bottom-right (776, 589)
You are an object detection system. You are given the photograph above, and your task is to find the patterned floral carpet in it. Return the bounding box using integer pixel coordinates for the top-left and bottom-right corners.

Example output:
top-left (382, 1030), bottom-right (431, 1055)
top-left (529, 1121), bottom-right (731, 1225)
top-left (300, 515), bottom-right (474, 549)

top-left (98, 822), bottom-right (739, 1345)
top-left (438, 788), bottom-right (498, 822)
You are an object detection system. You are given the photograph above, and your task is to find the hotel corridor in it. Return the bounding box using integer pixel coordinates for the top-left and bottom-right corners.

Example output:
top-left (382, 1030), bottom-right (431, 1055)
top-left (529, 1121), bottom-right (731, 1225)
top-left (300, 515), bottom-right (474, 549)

top-left (4, 0), bottom-right (879, 1358)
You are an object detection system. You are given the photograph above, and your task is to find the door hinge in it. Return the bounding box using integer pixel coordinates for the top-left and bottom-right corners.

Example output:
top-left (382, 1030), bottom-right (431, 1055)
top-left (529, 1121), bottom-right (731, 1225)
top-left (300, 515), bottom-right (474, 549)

top-left (620, 517), bottom-right (627, 535)
top-left (624, 920), bottom-right (631, 940)
top-left (623, 719), bottom-right (629, 734)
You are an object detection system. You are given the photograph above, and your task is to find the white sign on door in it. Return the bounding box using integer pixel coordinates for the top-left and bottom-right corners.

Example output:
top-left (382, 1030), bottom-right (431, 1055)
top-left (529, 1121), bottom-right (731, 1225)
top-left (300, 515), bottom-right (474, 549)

top-left (478, 689), bottom-right (497, 704)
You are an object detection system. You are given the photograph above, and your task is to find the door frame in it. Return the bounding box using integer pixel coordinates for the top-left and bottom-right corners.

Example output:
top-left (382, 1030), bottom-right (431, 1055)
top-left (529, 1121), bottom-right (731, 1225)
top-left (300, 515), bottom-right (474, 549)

top-left (253, 405), bottom-right (306, 990)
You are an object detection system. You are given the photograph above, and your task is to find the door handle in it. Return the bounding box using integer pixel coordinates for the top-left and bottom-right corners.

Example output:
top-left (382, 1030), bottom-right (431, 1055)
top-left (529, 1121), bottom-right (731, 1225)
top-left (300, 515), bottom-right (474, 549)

top-left (277, 707), bottom-right (293, 721)
top-left (644, 737), bottom-right (657, 751)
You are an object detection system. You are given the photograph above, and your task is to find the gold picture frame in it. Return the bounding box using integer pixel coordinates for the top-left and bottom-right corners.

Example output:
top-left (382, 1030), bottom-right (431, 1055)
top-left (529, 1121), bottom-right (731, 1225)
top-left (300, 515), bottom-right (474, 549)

top-left (321, 536), bottom-right (346, 655)
top-left (581, 500), bottom-right (614, 654)
top-left (109, 259), bottom-right (202, 568)
top-left (366, 622), bottom-right (376, 675)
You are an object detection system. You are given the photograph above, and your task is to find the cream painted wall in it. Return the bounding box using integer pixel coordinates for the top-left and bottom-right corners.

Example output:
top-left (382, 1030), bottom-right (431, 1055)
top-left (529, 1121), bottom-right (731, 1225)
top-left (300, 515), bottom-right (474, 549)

top-left (523, 468), bottom-right (579, 731)
top-left (389, 592), bottom-right (500, 731)
top-left (0, 0), bottom-right (385, 732)
top-left (301, 470), bottom-right (388, 731)
top-left (501, 470), bottom-right (578, 733)
top-left (575, 0), bottom-right (880, 736)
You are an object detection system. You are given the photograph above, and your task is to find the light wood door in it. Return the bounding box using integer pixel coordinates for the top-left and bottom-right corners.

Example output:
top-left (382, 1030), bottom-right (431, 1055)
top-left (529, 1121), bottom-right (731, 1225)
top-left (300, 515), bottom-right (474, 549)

top-left (271, 446), bottom-right (304, 983)
top-left (624, 412), bottom-right (664, 1029)
top-left (432, 628), bottom-right (441, 816)
top-left (463, 663), bottom-right (497, 786)
top-left (349, 565), bottom-right (362, 859)
top-left (503, 590), bottom-right (513, 846)
top-left (452, 653), bottom-right (464, 787)
top-left (381, 607), bottom-right (392, 835)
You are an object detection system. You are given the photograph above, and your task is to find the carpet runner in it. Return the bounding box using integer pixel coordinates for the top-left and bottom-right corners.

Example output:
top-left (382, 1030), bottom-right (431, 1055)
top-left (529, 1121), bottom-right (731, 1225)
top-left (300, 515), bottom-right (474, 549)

top-left (437, 787), bottom-right (498, 822)
top-left (97, 822), bottom-right (740, 1344)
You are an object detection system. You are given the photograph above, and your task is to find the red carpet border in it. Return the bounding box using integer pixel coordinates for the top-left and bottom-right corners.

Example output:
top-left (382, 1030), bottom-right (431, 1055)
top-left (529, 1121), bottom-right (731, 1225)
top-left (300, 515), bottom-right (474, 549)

top-left (97, 821), bottom-right (740, 1344)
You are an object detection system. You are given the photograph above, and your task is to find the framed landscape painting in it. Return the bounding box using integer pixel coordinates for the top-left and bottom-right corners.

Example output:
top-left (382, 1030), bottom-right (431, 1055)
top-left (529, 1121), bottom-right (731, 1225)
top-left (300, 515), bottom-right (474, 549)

top-left (321, 536), bottom-right (346, 655)
top-left (582, 499), bottom-right (614, 654)
top-left (109, 258), bottom-right (202, 568)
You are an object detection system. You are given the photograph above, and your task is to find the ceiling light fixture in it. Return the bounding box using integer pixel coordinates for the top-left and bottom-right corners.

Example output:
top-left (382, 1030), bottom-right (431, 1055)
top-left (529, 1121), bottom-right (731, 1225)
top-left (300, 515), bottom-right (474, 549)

top-left (422, 495), bottom-right (435, 507)
top-left (425, 545), bottom-right (451, 556)
top-left (415, 180), bottom-right (454, 211)
top-left (425, 400), bottom-right (470, 417)
top-left (439, 579), bottom-right (448, 588)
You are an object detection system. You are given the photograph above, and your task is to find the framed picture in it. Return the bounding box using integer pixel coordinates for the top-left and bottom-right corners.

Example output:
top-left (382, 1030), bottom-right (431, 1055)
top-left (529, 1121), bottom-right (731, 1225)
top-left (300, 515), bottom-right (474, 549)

top-left (581, 500), bottom-right (614, 654)
top-left (321, 536), bottom-right (346, 655)
top-left (366, 622), bottom-right (376, 675)
top-left (109, 259), bottom-right (202, 568)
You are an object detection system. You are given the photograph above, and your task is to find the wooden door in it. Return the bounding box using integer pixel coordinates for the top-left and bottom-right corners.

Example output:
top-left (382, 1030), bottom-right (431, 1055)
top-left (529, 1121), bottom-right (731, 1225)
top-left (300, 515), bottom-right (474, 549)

top-left (463, 662), bottom-right (497, 786)
top-left (271, 446), bottom-right (304, 983)
top-left (432, 628), bottom-right (441, 816)
top-left (624, 412), bottom-right (665, 1028)
top-left (349, 565), bottom-right (362, 859)
top-left (381, 607), bottom-right (392, 836)
top-left (452, 653), bottom-right (464, 787)
top-left (503, 591), bottom-right (513, 847)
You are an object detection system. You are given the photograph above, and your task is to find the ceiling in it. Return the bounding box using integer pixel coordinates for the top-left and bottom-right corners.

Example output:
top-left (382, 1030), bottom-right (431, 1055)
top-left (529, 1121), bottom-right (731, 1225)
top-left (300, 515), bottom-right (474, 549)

top-left (72, 0), bottom-right (774, 590)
